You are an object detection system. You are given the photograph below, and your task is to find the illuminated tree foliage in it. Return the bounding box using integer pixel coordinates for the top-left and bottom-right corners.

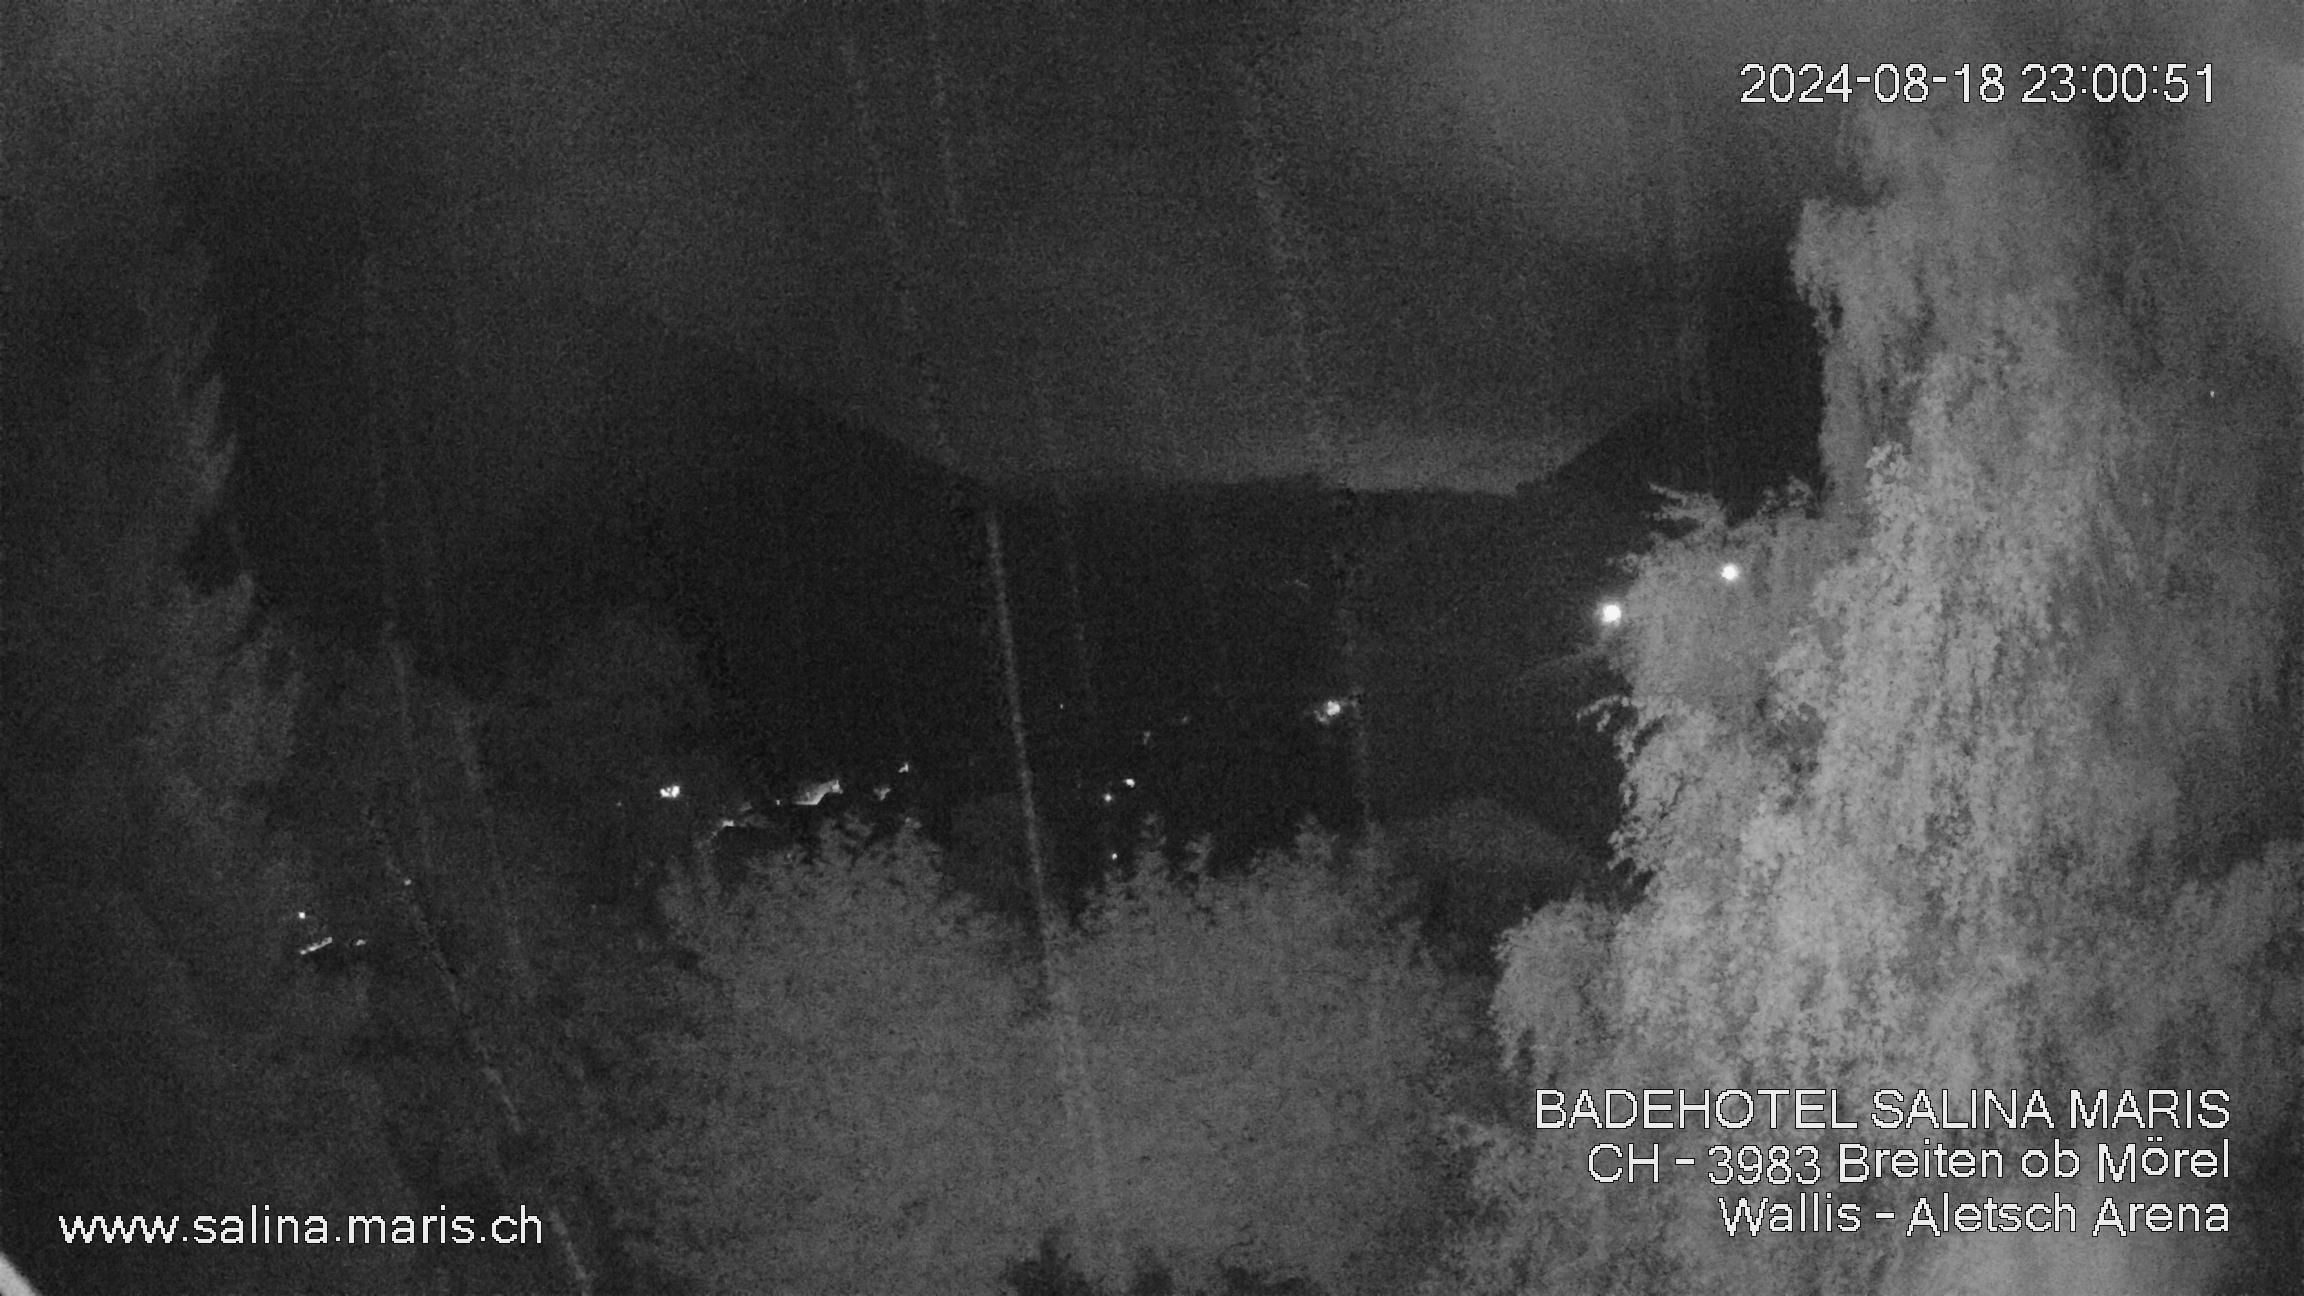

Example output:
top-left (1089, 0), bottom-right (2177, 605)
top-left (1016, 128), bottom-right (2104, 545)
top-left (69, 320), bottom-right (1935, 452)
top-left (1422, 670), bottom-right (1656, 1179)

top-left (623, 822), bottom-right (1460, 1296)
top-left (1449, 107), bottom-right (2304, 1296)
top-left (627, 823), bottom-right (1067, 1296)
top-left (1068, 834), bottom-right (1458, 1296)
top-left (1383, 796), bottom-right (1606, 974)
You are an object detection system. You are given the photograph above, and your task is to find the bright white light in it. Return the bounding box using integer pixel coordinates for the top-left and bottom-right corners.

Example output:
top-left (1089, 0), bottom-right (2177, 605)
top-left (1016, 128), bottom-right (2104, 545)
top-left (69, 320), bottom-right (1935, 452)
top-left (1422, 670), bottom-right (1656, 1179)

top-left (1597, 600), bottom-right (1624, 627)
top-left (1720, 562), bottom-right (1742, 584)
top-left (1314, 696), bottom-right (1348, 725)
top-left (658, 782), bottom-right (684, 801)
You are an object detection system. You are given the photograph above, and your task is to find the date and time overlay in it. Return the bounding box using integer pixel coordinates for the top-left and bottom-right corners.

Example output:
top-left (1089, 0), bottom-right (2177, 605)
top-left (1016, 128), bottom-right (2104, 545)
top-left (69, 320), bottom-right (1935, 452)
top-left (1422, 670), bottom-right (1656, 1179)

top-left (1739, 61), bottom-right (2218, 106)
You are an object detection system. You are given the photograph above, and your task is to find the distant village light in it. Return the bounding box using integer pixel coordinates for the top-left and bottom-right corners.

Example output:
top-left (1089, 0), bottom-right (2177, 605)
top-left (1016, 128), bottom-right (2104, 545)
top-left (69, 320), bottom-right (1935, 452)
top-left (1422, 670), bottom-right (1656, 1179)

top-left (1598, 600), bottom-right (1625, 627)
top-left (1720, 562), bottom-right (1742, 584)
top-left (786, 776), bottom-right (844, 807)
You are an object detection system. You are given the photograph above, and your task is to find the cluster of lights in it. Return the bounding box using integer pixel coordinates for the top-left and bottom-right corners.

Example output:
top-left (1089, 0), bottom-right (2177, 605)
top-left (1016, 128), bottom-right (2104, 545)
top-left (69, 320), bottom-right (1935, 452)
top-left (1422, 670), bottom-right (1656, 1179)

top-left (290, 907), bottom-right (372, 967)
top-left (636, 752), bottom-right (926, 843)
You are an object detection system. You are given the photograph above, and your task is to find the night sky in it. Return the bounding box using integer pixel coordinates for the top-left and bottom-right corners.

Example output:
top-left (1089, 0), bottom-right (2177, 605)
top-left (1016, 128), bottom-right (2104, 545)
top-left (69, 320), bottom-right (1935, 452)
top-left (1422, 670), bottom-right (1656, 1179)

top-left (11, 0), bottom-right (2304, 847)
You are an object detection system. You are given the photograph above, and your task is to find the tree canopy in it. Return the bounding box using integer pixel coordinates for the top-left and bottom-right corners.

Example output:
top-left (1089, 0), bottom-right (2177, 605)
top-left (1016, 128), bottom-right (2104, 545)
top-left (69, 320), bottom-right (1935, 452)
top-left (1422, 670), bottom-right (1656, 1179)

top-left (1452, 104), bottom-right (2304, 1296)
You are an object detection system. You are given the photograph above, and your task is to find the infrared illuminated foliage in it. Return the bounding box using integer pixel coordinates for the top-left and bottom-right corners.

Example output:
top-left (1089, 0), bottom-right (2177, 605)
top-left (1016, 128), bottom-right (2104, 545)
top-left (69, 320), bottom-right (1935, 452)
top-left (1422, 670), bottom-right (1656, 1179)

top-left (622, 823), bottom-right (1463, 1296)
top-left (1446, 107), bottom-right (2304, 1296)
top-left (625, 823), bottom-right (1063, 1296)
top-left (1068, 834), bottom-right (1457, 1296)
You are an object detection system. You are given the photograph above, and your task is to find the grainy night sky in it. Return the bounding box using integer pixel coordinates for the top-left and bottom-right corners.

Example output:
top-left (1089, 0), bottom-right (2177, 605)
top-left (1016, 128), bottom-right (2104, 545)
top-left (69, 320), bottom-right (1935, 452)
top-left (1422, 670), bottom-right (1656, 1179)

top-left (21, 0), bottom-right (2302, 505)
top-left (9, 0), bottom-right (2304, 824)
